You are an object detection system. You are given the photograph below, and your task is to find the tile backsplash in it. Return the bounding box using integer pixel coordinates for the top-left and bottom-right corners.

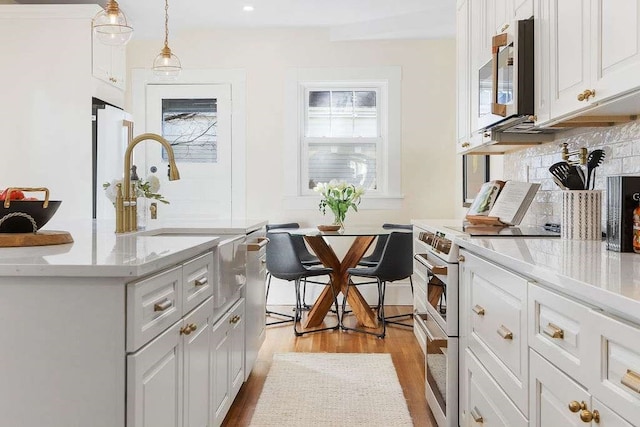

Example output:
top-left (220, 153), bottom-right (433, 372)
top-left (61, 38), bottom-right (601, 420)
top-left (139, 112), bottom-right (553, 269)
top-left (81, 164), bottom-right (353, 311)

top-left (503, 119), bottom-right (640, 227)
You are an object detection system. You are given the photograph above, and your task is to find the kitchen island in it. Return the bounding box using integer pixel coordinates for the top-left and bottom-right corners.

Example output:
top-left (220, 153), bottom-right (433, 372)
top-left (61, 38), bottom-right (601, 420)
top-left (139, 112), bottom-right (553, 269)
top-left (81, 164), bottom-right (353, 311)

top-left (0, 219), bottom-right (265, 427)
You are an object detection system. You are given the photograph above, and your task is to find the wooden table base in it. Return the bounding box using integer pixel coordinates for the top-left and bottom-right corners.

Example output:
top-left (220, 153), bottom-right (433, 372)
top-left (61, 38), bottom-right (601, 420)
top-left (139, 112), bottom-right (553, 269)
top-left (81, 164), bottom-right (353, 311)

top-left (303, 235), bottom-right (379, 329)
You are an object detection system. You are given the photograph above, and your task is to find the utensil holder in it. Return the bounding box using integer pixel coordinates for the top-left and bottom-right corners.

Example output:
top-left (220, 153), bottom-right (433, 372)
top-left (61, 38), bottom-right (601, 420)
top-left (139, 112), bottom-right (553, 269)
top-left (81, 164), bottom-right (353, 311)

top-left (561, 190), bottom-right (602, 240)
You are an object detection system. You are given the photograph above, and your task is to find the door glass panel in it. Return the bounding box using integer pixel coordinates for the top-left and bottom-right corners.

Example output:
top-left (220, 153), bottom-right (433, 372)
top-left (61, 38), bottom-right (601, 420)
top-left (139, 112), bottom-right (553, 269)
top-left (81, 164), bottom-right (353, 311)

top-left (161, 98), bottom-right (218, 163)
top-left (496, 43), bottom-right (514, 105)
top-left (426, 334), bottom-right (448, 413)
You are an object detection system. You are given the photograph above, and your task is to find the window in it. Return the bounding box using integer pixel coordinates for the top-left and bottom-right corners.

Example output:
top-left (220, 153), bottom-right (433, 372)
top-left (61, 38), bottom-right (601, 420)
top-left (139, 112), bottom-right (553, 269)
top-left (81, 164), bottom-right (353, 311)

top-left (284, 67), bottom-right (402, 209)
top-left (302, 87), bottom-right (381, 193)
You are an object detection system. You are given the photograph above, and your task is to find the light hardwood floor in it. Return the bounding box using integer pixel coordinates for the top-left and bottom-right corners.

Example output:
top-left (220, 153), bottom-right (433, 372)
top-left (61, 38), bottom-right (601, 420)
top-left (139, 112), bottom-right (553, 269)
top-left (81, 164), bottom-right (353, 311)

top-left (222, 306), bottom-right (437, 426)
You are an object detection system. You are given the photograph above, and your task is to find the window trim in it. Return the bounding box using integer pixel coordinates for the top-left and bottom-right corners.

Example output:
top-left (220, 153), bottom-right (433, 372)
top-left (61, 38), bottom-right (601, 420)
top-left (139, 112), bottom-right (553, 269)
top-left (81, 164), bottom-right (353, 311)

top-left (283, 66), bottom-right (403, 210)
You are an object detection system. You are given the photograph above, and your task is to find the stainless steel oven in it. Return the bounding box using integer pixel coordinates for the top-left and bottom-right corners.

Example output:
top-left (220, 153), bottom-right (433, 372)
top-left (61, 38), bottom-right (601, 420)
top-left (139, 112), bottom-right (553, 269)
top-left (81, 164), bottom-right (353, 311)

top-left (413, 230), bottom-right (460, 427)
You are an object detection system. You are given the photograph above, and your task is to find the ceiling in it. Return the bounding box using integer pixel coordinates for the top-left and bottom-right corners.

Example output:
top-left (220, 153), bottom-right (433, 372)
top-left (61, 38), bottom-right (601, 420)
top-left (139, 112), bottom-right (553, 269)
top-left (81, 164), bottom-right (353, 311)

top-left (8, 0), bottom-right (455, 41)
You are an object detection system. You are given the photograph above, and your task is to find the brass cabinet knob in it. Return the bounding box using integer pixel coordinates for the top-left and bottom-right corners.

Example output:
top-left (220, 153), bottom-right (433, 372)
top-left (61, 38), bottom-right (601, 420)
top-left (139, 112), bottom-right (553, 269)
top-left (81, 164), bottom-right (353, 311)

top-left (577, 89), bottom-right (596, 101)
top-left (580, 409), bottom-right (600, 423)
top-left (461, 142), bottom-right (471, 148)
top-left (180, 325), bottom-right (192, 335)
top-left (542, 322), bottom-right (564, 339)
top-left (188, 323), bottom-right (197, 332)
top-left (154, 299), bottom-right (172, 312)
top-left (458, 255), bottom-right (465, 262)
top-left (483, 132), bottom-right (491, 138)
top-left (569, 400), bottom-right (586, 413)
top-left (470, 406), bottom-right (484, 423)
top-left (194, 277), bottom-right (208, 287)
top-left (472, 305), bottom-right (485, 316)
top-left (497, 325), bottom-right (513, 340)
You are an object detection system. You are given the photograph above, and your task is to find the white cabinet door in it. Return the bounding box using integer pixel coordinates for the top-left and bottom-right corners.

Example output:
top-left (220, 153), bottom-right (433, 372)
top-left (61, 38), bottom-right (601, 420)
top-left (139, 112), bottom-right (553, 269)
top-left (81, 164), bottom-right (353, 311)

top-left (591, 0), bottom-right (640, 102)
top-left (92, 36), bottom-right (126, 90)
top-left (229, 299), bottom-right (246, 399)
top-left (548, 0), bottom-right (593, 118)
top-left (211, 310), bottom-right (231, 427)
top-left (591, 398), bottom-right (635, 427)
top-left (183, 298), bottom-right (213, 427)
top-left (464, 349), bottom-right (528, 427)
top-left (456, 0), bottom-right (471, 152)
top-left (530, 349), bottom-right (589, 427)
top-left (127, 322), bottom-right (183, 427)
top-left (535, 0), bottom-right (552, 124)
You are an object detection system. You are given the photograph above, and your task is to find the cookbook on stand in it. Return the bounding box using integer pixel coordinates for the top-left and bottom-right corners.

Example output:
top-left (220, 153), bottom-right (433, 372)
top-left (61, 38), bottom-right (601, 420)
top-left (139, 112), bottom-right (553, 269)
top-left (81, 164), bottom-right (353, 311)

top-left (466, 180), bottom-right (540, 226)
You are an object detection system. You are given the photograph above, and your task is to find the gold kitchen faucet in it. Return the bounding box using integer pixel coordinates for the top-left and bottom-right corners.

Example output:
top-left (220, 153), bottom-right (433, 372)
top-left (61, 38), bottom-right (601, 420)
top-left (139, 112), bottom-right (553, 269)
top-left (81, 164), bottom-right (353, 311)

top-left (116, 133), bottom-right (180, 233)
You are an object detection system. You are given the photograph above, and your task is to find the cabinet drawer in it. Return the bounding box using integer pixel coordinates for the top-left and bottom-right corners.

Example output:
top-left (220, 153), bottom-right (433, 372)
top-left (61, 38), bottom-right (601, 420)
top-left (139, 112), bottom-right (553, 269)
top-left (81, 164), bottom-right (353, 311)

top-left (463, 349), bottom-right (527, 427)
top-left (127, 266), bottom-right (183, 352)
top-left (587, 310), bottom-right (640, 424)
top-left (529, 283), bottom-right (591, 383)
top-left (183, 252), bottom-right (215, 315)
top-left (464, 251), bottom-right (528, 414)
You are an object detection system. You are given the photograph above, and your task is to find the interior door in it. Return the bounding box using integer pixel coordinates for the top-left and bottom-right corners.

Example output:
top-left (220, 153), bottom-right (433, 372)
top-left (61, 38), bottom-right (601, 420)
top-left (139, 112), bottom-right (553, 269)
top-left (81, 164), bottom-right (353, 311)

top-left (145, 84), bottom-right (232, 220)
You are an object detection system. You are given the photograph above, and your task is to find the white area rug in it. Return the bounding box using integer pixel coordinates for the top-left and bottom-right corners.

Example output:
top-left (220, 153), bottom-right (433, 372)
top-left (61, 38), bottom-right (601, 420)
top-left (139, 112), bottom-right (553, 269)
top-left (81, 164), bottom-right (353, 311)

top-left (249, 353), bottom-right (414, 426)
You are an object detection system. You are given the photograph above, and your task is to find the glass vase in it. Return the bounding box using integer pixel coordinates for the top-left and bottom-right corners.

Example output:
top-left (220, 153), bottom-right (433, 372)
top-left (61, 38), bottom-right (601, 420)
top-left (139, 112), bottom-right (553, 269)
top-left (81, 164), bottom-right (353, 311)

top-left (136, 197), bottom-right (147, 230)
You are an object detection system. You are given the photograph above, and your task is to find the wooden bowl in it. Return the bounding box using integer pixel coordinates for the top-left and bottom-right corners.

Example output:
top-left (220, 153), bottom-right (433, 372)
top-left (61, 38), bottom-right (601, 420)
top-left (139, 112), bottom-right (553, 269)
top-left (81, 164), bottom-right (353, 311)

top-left (317, 224), bottom-right (341, 232)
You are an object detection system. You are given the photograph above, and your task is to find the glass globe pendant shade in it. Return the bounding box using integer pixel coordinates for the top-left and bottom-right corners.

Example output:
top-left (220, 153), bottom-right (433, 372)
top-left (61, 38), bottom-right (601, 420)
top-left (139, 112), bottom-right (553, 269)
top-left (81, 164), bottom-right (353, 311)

top-left (92, 0), bottom-right (133, 46)
top-left (153, 46), bottom-right (182, 79)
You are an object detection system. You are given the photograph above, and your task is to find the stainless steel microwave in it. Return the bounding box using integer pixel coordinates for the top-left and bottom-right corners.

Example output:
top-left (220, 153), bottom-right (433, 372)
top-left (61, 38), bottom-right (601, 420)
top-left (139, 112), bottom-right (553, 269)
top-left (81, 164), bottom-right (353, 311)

top-left (477, 18), bottom-right (534, 131)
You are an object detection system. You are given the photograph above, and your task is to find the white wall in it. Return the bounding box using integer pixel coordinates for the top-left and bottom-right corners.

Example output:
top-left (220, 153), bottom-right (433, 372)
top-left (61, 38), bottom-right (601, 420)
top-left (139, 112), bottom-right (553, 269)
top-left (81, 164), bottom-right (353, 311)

top-left (125, 28), bottom-right (457, 226)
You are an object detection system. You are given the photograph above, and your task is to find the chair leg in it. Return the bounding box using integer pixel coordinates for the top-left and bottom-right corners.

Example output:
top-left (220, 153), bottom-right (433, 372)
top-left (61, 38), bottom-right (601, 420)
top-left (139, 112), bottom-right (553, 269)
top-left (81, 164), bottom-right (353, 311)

top-left (293, 277), bottom-right (340, 337)
top-left (383, 277), bottom-right (414, 328)
top-left (265, 272), bottom-right (295, 326)
top-left (340, 276), bottom-right (386, 338)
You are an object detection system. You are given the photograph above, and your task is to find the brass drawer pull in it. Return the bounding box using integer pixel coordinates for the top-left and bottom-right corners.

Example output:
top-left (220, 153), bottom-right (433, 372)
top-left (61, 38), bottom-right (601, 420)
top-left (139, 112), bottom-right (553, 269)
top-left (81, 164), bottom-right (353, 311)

top-left (542, 322), bottom-right (564, 339)
top-left (180, 323), bottom-right (198, 335)
top-left (621, 369), bottom-right (640, 394)
top-left (470, 406), bottom-right (483, 423)
top-left (497, 325), bottom-right (513, 340)
top-left (153, 299), bottom-right (172, 312)
top-left (472, 305), bottom-right (485, 316)
top-left (577, 89), bottom-right (596, 101)
top-left (580, 409), bottom-right (600, 423)
top-left (569, 400), bottom-right (587, 413)
top-left (229, 315), bottom-right (241, 324)
top-left (194, 277), bottom-right (208, 287)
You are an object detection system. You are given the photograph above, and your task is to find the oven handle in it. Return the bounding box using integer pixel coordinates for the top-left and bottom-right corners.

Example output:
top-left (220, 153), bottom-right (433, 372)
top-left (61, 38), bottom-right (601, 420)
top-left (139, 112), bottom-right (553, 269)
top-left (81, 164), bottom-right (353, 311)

top-left (414, 254), bottom-right (448, 275)
top-left (415, 311), bottom-right (447, 347)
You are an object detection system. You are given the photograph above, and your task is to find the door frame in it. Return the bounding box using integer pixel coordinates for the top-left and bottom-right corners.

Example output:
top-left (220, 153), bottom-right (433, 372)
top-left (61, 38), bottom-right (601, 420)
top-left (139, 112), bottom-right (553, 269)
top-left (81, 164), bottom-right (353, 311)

top-left (131, 68), bottom-right (247, 219)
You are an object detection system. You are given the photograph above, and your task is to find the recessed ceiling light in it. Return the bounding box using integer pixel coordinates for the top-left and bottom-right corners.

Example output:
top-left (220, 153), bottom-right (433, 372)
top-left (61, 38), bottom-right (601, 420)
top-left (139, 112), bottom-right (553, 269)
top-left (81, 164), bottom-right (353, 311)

top-left (243, 5), bottom-right (254, 12)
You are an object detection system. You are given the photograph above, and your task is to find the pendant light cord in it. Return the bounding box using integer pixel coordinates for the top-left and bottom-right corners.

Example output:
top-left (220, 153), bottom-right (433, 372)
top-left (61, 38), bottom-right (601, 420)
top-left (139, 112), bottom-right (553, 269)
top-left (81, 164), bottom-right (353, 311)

top-left (164, 0), bottom-right (170, 50)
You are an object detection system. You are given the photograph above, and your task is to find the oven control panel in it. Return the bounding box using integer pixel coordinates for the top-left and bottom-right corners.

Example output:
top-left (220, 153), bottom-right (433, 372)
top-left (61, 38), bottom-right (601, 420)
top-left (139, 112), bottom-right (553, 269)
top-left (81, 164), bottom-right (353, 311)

top-left (416, 230), bottom-right (459, 263)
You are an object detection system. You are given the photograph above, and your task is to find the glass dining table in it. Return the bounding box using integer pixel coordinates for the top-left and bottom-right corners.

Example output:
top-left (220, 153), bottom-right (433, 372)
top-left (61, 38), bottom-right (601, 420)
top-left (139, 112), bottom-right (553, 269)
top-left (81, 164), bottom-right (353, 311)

top-left (270, 226), bottom-right (413, 330)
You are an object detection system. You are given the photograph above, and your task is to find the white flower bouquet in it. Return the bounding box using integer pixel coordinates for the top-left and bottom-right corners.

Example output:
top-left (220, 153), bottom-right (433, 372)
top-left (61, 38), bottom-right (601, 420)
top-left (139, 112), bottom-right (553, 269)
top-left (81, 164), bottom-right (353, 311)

top-left (313, 180), bottom-right (364, 227)
top-left (103, 174), bottom-right (169, 205)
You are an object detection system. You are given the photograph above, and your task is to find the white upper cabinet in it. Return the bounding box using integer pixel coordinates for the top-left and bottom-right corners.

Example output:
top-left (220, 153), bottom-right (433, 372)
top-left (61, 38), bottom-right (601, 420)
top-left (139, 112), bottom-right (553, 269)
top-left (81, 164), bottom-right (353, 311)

top-left (548, 0), bottom-right (593, 119)
top-left (540, 0), bottom-right (640, 124)
top-left (93, 36), bottom-right (126, 91)
top-left (591, 0), bottom-right (640, 101)
top-left (456, 0), bottom-right (471, 152)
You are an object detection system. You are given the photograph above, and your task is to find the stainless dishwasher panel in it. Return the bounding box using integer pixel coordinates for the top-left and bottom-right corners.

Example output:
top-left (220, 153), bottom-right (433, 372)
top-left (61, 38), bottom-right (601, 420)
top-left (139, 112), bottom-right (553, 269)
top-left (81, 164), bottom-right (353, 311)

top-left (214, 234), bottom-right (246, 317)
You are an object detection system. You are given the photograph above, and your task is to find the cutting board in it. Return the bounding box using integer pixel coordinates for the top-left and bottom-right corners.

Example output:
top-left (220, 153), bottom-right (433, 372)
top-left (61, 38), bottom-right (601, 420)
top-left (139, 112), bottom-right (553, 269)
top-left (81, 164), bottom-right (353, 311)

top-left (0, 231), bottom-right (73, 247)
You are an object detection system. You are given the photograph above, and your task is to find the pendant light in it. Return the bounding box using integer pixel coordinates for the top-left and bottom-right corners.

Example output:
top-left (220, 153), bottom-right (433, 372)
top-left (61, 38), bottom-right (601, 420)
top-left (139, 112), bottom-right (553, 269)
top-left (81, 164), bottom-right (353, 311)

top-left (152, 0), bottom-right (181, 79)
top-left (92, 0), bottom-right (133, 46)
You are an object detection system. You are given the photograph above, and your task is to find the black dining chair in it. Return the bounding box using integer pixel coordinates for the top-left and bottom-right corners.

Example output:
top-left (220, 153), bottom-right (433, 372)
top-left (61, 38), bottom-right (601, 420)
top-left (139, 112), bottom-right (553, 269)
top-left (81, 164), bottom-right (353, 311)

top-left (342, 231), bottom-right (413, 338)
top-left (264, 223), bottom-right (321, 322)
top-left (266, 231), bottom-right (340, 336)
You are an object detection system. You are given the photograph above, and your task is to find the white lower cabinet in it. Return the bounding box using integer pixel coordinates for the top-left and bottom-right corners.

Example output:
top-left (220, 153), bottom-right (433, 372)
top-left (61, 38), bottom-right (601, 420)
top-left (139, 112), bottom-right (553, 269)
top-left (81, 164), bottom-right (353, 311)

top-left (211, 298), bottom-right (246, 427)
top-left (463, 349), bottom-right (528, 427)
top-left (128, 297), bottom-right (213, 427)
top-left (530, 349), bottom-right (633, 427)
top-left (459, 247), bottom-right (638, 427)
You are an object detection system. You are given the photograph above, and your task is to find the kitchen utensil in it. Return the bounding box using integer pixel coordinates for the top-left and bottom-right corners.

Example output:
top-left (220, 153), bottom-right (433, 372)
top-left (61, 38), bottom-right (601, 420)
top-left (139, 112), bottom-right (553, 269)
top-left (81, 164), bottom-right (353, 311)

top-left (552, 176), bottom-right (568, 190)
top-left (567, 165), bottom-right (586, 190)
top-left (0, 188), bottom-right (61, 233)
top-left (549, 161), bottom-right (572, 188)
top-left (575, 166), bottom-right (586, 189)
top-left (586, 149), bottom-right (605, 190)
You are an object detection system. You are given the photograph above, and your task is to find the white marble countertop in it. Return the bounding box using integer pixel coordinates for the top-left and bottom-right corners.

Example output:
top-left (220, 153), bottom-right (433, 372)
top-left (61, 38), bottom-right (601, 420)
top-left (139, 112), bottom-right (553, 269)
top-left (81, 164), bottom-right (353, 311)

top-left (0, 220), bottom-right (223, 278)
top-left (412, 219), bottom-right (640, 325)
top-left (140, 218), bottom-right (267, 235)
